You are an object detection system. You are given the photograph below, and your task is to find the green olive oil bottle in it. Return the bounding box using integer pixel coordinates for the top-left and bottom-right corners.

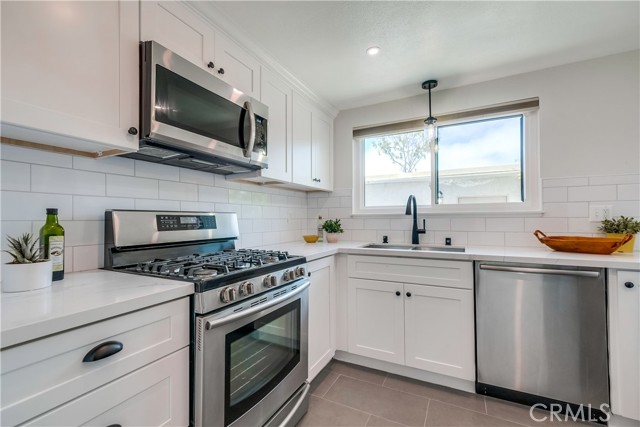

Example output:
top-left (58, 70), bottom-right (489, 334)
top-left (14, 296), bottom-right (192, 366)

top-left (40, 208), bottom-right (65, 281)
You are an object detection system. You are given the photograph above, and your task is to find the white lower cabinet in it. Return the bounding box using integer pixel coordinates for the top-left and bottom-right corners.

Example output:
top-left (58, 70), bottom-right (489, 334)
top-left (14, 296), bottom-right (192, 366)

top-left (308, 257), bottom-right (336, 381)
top-left (608, 269), bottom-right (640, 422)
top-left (1, 297), bottom-right (190, 426)
top-left (347, 256), bottom-right (475, 381)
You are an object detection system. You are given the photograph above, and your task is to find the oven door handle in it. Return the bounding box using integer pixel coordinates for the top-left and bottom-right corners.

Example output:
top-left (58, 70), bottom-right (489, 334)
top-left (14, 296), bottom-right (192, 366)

top-left (205, 280), bottom-right (310, 330)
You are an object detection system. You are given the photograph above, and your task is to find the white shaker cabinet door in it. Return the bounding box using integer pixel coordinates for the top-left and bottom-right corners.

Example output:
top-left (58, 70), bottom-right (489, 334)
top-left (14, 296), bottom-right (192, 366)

top-left (215, 32), bottom-right (261, 99)
top-left (404, 284), bottom-right (475, 380)
top-left (140, 1), bottom-right (216, 72)
top-left (260, 68), bottom-right (293, 182)
top-left (609, 269), bottom-right (640, 421)
top-left (1, 1), bottom-right (139, 152)
top-left (308, 257), bottom-right (336, 381)
top-left (292, 93), bottom-right (315, 187)
top-left (347, 278), bottom-right (405, 365)
top-left (311, 110), bottom-right (333, 191)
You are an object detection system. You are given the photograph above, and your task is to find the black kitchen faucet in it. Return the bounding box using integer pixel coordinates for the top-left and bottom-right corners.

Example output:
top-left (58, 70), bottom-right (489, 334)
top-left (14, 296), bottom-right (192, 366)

top-left (405, 195), bottom-right (426, 244)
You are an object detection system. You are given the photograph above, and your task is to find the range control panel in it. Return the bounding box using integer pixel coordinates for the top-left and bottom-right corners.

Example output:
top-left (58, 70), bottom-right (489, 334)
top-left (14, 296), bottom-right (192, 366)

top-left (156, 214), bottom-right (217, 231)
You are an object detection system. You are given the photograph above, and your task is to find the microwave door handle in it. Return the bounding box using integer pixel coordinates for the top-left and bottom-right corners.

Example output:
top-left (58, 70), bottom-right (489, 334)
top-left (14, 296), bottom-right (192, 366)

top-left (243, 101), bottom-right (256, 158)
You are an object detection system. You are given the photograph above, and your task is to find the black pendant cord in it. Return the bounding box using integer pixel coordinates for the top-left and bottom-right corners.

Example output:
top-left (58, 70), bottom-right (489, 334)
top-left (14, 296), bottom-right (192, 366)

top-left (428, 85), bottom-right (433, 119)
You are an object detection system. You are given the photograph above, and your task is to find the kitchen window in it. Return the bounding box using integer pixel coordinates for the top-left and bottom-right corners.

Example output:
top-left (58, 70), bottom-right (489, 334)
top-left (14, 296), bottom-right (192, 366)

top-left (352, 99), bottom-right (540, 215)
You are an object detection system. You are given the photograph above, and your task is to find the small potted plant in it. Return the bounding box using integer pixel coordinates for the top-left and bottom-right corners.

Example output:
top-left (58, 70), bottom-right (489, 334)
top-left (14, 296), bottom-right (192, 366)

top-left (2, 233), bottom-right (52, 292)
top-left (599, 216), bottom-right (640, 253)
top-left (322, 219), bottom-right (344, 243)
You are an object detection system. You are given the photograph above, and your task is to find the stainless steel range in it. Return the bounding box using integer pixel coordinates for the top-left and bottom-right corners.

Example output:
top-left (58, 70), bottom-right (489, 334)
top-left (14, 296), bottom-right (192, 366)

top-left (104, 210), bottom-right (310, 427)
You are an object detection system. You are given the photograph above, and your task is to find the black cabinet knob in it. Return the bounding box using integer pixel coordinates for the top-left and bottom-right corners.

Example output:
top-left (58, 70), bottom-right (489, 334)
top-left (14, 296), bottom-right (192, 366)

top-left (218, 67), bottom-right (225, 75)
top-left (106, 425), bottom-right (122, 427)
top-left (207, 61), bottom-right (215, 69)
top-left (127, 127), bottom-right (138, 135)
top-left (624, 281), bottom-right (635, 289)
top-left (395, 291), bottom-right (401, 296)
top-left (406, 292), bottom-right (412, 298)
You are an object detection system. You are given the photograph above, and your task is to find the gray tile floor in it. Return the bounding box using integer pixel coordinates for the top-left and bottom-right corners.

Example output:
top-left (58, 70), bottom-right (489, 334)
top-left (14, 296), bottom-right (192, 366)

top-left (297, 360), bottom-right (595, 427)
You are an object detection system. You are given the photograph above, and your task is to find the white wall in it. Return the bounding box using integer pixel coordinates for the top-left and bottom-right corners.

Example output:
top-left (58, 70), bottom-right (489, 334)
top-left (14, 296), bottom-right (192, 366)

top-left (313, 50), bottom-right (640, 247)
top-left (0, 145), bottom-right (308, 271)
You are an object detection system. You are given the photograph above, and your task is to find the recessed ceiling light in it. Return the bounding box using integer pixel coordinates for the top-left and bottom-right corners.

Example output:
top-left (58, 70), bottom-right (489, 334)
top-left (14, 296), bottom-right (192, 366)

top-left (366, 46), bottom-right (381, 56)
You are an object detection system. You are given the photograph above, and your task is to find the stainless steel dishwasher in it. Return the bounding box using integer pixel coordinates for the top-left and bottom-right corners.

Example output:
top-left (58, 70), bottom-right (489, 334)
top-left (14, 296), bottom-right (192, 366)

top-left (476, 262), bottom-right (609, 421)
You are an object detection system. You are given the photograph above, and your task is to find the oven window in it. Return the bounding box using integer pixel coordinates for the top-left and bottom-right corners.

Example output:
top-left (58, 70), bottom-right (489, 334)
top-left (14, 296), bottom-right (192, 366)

top-left (155, 65), bottom-right (249, 148)
top-left (225, 299), bottom-right (300, 426)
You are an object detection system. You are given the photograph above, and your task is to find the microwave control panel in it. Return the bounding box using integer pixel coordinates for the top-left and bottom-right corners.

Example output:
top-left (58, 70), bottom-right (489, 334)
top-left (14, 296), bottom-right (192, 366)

top-left (156, 215), bottom-right (217, 231)
top-left (254, 116), bottom-right (267, 155)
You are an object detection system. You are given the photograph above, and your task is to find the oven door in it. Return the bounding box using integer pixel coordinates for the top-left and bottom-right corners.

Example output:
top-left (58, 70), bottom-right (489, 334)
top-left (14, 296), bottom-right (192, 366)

top-left (195, 281), bottom-right (309, 427)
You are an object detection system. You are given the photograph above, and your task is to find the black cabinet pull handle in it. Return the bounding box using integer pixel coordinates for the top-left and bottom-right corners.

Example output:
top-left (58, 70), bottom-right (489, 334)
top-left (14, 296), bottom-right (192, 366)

top-left (395, 291), bottom-right (401, 296)
top-left (207, 61), bottom-right (215, 69)
top-left (106, 424), bottom-right (122, 427)
top-left (406, 292), bottom-right (412, 298)
top-left (83, 341), bottom-right (123, 362)
top-left (624, 281), bottom-right (635, 289)
top-left (218, 67), bottom-right (225, 75)
top-left (127, 127), bottom-right (137, 135)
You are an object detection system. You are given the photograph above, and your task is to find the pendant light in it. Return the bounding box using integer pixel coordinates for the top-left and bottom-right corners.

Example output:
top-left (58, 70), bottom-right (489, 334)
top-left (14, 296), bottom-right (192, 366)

top-left (422, 79), bottom-right (438, 145)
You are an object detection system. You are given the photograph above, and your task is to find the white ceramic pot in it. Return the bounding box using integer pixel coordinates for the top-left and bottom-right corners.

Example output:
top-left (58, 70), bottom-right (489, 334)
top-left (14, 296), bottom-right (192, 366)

top-left (1, 260), bottom-right (53, 293)
top-left (326, 233), bottom-right (341, 243)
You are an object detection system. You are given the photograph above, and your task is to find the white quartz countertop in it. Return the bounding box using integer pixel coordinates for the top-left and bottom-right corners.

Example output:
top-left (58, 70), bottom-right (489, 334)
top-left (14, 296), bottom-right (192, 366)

top-left (261, 240), bottom-right (640, 270)
top-left (0, 270), bottom-right (193, 349)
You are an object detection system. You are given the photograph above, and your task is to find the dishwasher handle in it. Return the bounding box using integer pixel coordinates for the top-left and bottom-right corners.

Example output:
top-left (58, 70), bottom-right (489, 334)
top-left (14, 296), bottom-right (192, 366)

top-left (479, 264), bottom-right (600, 278)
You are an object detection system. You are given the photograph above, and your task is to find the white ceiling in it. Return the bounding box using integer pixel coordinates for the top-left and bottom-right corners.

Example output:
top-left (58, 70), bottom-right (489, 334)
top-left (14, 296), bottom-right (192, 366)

top-left (208, 1), bottom-right (639, 111)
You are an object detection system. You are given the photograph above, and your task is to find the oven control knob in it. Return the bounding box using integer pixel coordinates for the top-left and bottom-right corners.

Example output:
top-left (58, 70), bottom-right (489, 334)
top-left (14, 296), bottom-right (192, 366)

top-left (220, 286), bottom-right (238, 303)
top-left (263, 274), bottom-right (277, 288)
top-left (295, 267), bottom-right (306, 277)
top-left (240, 281), bottom-right (255, 296)
top-left (283, 270), bottom-right (292, 281)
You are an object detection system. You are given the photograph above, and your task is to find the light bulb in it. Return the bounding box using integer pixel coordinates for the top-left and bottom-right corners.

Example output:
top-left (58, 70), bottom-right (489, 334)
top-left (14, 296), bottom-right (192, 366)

top-left (424, 122), bottom-right (437, 144)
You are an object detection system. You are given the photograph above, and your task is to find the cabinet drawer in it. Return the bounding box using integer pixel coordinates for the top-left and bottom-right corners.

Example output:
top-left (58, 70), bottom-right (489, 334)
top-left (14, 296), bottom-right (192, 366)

top-left (348, 256), bottom-right (473, 289)
top-left (22, 347), bottom-right (189, 426)
top-left (1, 297), bottom-right (189, 426)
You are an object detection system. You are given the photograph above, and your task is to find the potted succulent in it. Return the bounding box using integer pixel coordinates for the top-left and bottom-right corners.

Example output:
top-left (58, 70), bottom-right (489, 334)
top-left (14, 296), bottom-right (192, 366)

top-left (322, 219), bottom-right (344, 243)
top-left (2, 233), bottom-right (52, 292)
top-left (599, 216), bottom-right (640, 253)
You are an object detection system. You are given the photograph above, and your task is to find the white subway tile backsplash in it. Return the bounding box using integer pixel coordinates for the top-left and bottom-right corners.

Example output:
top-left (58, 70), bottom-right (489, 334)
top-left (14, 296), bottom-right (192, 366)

top-left (468, 232), bottom-right (505, 246)
top-left (340, 197), bottom-right (352, 208)
top-left (377, 230), bottom-right (404, 243)
top-left (505, 232), bottom-right (540, 247)
top-left (542, 187), bottom-right (567, 202)
top-left (0, 145), bottom-right (72, 168)
top-left (340, 218), bottom-right (364, 230)
top-left (542, 202), bottom-right (589, 218)
top-left (32, 165), bottom-right (105, 196)
top-left (319, 197), bottom-right (341, 208)
top-left (251, 192), bottom-right (270, 206)
top-left (364, 218), bottom-right (390, 230)
top-left (73, 196), bottom-right (134, 220)
top-left (524, 217), bottom-right (568, 232)
top-left (58, 221), bottom-right (104, 246)
top-left (328, 207), bottom-right (351, 218)
top-left (434, 231), bottom-right (468, 246)
top-left (179, 168), bottom-right (215, 186)
top-left (134, 161), bottom-right (180, 181)
top-left (388, 218), bottom-right (413, 230)
top-left (271, 194), bottom-right (288, 205)
top-left (262, 206), bottom-right (280, 219)
top-left (617, 184), bottom-right (639, 201)
top-left (238, 219), bottom-right (253, 233)
top-left (611, 201), bottom-right (640, 217)
top-left (107, 175), bottom-right (158, 199)
top-left (241, 205), bottom-right (262, 219)
top-left (451, 218), bottom-right (485, 231)
top-left (567, 218), bottom-right (600, 233)
top-left (543, 177), bottom-right (588, 187)
top-left (239, 233), bottom-right (263, 248)
top-left (159, 181), bottom-right (198, 201)
top-left (73, 244), bottom-right (104, 271)
top-left (198, 185), bottom-right (229, 203)
top-left (215, 203), bottom-right (242, 214)
top-left (589, 174), bottom-right (639, 185)
top-left (486, 217), bottom-right (524, 232)
top-left (351, 229), bottom-right (377, 242)
top-left (134, 199), bottom-right (181, 211)
top-left (2, 191), bottom-right (73, 220)
top-left (180, 201), bottom-right (215, 212)
top-left (567, 185), bottom-right (616, 202)
top-left (73, 156), bottom-right (134, 176)
top-left (229, 189), bottom-right (253, 205)
top-left (1, 160), bottom-right (30, 191)
top-left (426, 218), bottom-right (451, 231)
top-left (1, 221), bottom-right (32, 250)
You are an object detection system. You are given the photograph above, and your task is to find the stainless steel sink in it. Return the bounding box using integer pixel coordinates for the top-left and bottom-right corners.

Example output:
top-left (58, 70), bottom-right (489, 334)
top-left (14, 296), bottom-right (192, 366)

top-left (360, 243), bottom-right (465, 253)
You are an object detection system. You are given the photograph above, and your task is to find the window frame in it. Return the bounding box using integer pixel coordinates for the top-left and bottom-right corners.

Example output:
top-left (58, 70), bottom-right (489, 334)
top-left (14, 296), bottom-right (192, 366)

top-left (352, 106), bottom-right (541, 216)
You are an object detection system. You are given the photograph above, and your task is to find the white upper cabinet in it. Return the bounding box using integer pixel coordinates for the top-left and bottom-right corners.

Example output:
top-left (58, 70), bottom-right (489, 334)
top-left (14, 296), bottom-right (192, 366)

top-left (260, 68), bottom-right (293, 182)
top-left (141, 2), bottom-right (260, 98)
top-left (292, 92), bottom-right (334, 191)
top-left (1, 1), bottom-right (139, 154)
top-left (140, 1), bottom-right (215, 72)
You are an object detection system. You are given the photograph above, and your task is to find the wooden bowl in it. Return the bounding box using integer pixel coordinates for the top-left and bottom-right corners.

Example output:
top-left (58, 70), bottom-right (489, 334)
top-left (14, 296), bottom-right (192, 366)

top-left (533, 230), bottom-right (633, 255)
top-left (303, 235), bottom-right (319, 243)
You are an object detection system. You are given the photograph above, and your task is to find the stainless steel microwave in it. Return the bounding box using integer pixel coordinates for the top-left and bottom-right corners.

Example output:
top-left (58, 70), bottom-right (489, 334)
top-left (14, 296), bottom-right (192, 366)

top-left (125, 41), bottom-right (268, 175)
